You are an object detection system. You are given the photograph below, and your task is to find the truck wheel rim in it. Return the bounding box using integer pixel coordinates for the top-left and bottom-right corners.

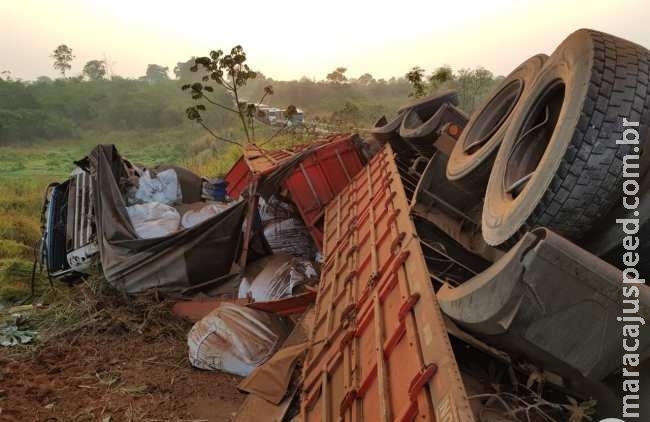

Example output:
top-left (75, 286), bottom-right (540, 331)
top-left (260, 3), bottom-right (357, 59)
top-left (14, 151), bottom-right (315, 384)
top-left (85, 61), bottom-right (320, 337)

top-left (503, 79), bottom-right (566, 198)
top-left (462, 79), bottom-right (524, 154)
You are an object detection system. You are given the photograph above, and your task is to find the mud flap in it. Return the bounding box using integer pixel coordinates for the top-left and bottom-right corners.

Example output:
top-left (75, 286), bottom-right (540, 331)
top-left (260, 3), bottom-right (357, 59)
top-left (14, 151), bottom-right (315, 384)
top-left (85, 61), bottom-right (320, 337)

top-left (438, 228), bottom-right (650, 383)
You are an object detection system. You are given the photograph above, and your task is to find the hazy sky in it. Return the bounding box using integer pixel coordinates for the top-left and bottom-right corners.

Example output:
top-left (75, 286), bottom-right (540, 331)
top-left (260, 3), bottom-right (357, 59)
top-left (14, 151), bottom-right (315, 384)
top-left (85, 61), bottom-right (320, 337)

top-left (1, 0), bottom-right (649, 81)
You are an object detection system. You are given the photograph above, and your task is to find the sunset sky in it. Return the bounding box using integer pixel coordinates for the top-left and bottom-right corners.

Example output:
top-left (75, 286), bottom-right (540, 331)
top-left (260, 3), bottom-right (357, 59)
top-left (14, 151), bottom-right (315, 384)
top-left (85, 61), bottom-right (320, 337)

top-left (2, 0), bottom-right (649, 81)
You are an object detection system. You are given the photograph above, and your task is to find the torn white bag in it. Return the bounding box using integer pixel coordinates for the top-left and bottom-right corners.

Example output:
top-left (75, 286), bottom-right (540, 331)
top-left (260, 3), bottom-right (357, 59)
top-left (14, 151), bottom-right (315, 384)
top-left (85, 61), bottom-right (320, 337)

top-left (187, 303), bottom-right (290, 376)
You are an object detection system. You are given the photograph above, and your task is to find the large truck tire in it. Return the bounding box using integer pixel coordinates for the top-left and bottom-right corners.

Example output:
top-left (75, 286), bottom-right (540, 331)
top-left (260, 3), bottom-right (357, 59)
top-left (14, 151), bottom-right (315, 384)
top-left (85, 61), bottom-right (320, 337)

top-left (446, 54), bottom-right (547, 192)
top-left (396, 89), bottom-right (458, 115)
top-left (400, 103), bottom-right (469, 157)
top-left (370, 112), bottom-right (416, 156)
top-left (370, 113), bottom-right (404, 143)
top-left (398, 90), bottom-right (460, 157)
top-left (482, 29), bottom-right (650, 247)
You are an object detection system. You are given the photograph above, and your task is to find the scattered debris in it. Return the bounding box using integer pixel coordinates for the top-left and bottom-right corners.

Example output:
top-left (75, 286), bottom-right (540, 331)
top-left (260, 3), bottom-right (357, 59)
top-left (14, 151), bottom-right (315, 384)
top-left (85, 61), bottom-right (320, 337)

top-left (264, 218), bottom-right (315, 258)
top-left (234, 308), bottom-right (314, 422)
top-left (0, 325), bottom-right (37, 347)
top-left (237, 342), bottom-right (307, 404)
top-left (238, 254), bottom-right (318, 302)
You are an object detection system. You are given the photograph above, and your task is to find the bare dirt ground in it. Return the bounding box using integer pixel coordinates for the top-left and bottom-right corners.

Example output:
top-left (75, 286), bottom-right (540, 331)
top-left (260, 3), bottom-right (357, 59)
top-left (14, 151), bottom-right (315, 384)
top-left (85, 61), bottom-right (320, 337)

top-left (0, 284), bottom-right (246, 422)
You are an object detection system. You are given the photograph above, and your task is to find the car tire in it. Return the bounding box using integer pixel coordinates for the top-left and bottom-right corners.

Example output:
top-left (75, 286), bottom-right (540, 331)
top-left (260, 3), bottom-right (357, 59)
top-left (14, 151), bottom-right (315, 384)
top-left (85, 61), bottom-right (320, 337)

top-left (446, 54), bottom-right (548, 192)
top-left (482, 29), bottom-right (650, 247)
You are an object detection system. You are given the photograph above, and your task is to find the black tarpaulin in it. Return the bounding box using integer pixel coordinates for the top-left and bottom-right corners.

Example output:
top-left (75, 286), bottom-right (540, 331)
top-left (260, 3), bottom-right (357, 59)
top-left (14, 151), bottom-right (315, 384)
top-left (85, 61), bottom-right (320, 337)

top-left (85, 145), bottom-right (246, 294)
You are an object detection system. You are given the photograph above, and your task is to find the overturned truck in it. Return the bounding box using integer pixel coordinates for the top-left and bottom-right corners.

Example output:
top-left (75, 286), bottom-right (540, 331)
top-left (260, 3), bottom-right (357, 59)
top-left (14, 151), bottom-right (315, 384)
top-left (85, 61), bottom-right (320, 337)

top-left (303, 28), bottom-right (649, 421)
top-left (40, 28), bottom-right (649, 421)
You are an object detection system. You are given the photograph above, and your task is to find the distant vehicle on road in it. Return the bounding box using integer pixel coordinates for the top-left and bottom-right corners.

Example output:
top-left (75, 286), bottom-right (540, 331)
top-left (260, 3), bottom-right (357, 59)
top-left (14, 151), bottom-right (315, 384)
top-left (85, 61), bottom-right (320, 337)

top-left (253, 103), bottom-right (304, 127)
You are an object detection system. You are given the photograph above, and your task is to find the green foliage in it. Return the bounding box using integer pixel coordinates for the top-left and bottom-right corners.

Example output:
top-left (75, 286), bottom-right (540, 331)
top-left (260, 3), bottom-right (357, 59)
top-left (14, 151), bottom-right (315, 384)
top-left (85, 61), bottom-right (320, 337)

top-left (50, 44), bottom-right (74, 77)
top-left (183, 45), bottom-right (259, 144)
top-left (326, 67), bottom-right (348, 84)
top-left (0, 76), bottom-right (238, 144)
top-left (82, 60), bottom-right (107, 80)
top-left (454, 67), bottom-right (498, 112)
top-left (173, 57), bottom-right (196, 80)
top-left (239, 74), bottom-right (410, 128)
top-left (330, 101), bottom-right (362, 127)
top-left (405, 65), bottom-right (501, 112)
top-left (406, 66), bottom-right (426, 98)
top-left (144, 64), bottom-right (170, 83)
top-left (0, 258), bottom-right (34, 284)
top-left (0, 211), bottom-right (40, 246)
top-left (0, 257), bottom-right (45, 304)
top-left (429, 65), bottom-right (453, 86)
top-left (0, 240), bottom-right (32, 260)
top-left (0, 108), bottom-right (78, 142)
top-left (285, 104), bottom-right (297, 119)
top-left (357, 73), bottom-right (375, 85)
top-left (0, 61), bottom-right (414, 146)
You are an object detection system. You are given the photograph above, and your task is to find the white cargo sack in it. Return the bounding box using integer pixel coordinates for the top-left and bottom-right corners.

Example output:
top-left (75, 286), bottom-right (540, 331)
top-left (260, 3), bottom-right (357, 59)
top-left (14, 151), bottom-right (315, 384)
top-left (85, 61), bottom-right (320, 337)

top-left (134, 169), bottom-right (181, 205)
top-left (238, 254), bottom-right (318, 302)
top-left (187, 303), bottom-right (290, 376)
top-left (126, 202), bottom-right (181, 239)
top-left (181, 202), bottom-right (236, 229)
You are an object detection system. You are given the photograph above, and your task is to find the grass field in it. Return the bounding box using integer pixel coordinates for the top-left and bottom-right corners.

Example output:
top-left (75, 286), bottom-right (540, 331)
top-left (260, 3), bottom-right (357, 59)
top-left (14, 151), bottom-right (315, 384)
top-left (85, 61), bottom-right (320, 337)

top-left (0, 126), bottom-right (208, 179)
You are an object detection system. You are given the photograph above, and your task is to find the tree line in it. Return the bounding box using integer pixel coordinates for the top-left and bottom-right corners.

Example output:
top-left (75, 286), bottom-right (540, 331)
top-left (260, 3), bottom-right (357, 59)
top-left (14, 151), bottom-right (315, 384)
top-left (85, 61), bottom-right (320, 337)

top-left (0, 44), bottom-right (502, 144)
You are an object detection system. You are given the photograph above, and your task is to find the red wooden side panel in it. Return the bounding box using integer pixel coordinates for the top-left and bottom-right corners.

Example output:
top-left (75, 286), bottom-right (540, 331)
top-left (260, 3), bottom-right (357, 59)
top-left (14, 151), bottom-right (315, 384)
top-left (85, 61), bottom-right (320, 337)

top-left (225, 145), bottom-right (295, 198)
top-left (301, 145), bottom-right (474, 422)
top-left (224, 136), bottom-right (361, 201)
top-left (283, 134), bottom-right (364, 248)
top-left (225, 155), bottom-right (252, 199)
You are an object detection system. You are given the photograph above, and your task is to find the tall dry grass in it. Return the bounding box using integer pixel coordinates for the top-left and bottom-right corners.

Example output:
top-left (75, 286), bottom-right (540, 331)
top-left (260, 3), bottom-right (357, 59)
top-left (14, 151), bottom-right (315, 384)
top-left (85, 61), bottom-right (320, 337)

top-left (0, 178), bottom-right (47, 303)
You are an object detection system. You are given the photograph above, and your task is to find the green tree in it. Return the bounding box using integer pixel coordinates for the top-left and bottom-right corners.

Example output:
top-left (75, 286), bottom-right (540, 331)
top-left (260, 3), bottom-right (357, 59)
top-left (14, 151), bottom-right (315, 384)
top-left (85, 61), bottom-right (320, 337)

top-left (82, 60), bottom-right (107, 80)
top-left (405, 66), bottom-right (426, 98)
top-left (182, 46), bottom-right (258, 144)
top-left (326, 67), bottom-right (347, 84)
top-left (357, 73), bottom-right (375, 85)
top-left (454, 67), bottom-right (495, 111)
top-left (145, 64), bottom-right (170, 83)
top-left (330, 101), bottom-right (361, 127)
top-left (173, 58), bottom-right (196, 80)
top-left (429, 65), bottom-right (453, 86)
top-left (51, 45), bottom-right (74, 77)
top-left (405, 65), bottom-right (498, 111)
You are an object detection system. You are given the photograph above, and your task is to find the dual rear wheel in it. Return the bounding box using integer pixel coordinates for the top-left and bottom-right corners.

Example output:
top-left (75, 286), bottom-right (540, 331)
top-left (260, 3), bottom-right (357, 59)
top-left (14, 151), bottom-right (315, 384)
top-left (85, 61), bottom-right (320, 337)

top-left (446, 29), bottom-right (650, 253)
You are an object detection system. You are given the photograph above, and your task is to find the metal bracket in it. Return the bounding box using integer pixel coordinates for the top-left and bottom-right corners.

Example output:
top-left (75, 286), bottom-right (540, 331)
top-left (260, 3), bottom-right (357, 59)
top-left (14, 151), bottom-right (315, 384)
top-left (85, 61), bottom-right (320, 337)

top-left (340, 303), bottom-right (357, 327)
top-left (399, 293), bottom-right (421, 322)
top-left (408, 363), bottom-right (438, 401)
top-left (339, 389), bottom-right (358, 417)
top-left (391, 250), bottom-right (411, 274)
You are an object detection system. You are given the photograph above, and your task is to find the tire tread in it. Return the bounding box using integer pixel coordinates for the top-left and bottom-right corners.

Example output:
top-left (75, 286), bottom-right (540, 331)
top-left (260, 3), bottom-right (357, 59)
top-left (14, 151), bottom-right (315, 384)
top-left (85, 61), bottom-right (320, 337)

top-left (509, 30), bottom-right (650, 245)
